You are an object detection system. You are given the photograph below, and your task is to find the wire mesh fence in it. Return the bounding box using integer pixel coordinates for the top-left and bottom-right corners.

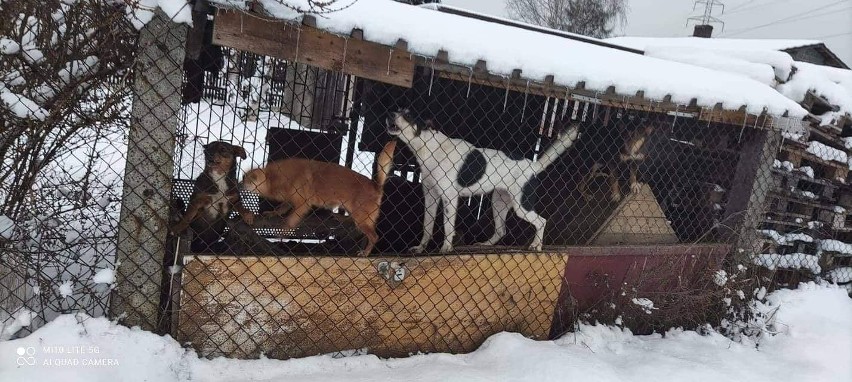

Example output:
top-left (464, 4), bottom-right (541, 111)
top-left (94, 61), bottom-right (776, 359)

top-left (1, 0), bottom-right (850, 359)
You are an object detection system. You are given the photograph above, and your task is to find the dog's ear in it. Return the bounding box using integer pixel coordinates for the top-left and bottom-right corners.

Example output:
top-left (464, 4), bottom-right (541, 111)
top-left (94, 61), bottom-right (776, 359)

top-left (232, 145), bottom-right (247, 159)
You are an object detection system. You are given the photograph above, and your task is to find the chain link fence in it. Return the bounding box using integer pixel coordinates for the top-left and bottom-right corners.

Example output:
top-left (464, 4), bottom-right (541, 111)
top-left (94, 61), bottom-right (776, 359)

top-left (1, 0), bottom-right (850, 358)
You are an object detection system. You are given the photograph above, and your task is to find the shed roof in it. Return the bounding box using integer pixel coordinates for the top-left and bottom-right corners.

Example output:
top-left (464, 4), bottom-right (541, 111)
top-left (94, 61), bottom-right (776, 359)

top-left (605, 36), bottom-right (852, 125)
top-left (211, 0), bottom-right (806, 119)
top-left (606, 37), bottom-right (825, 53)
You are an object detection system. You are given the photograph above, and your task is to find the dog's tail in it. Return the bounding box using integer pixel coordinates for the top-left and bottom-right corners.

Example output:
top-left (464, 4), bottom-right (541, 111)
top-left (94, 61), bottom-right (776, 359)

top-left (373, 139), bottom-right (398, 194)
top-left (536, 124), bottom-right (580, 169)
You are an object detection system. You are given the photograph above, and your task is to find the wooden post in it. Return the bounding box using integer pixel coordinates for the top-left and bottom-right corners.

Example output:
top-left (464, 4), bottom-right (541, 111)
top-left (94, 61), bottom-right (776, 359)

top-left (110, 11), bottom-right (187, 331)
top-left (723, 125), bottom-right (782, 257)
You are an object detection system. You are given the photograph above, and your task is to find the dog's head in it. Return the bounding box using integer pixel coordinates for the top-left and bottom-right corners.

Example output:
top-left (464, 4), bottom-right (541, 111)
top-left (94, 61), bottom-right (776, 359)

top-left (203, 141), bottom-right (247, 174)
top-left (241, 168), bottom-right (267, 195)
top-left (387, 108), bottom-right (429, 138)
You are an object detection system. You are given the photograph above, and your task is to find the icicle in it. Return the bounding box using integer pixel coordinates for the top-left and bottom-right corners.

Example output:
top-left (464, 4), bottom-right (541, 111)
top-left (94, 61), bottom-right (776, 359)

top-left (738, 109), bottom-right (747, 143)
top-left (502, 77), bottom-right (510, 111)
top-left (294, 27), bottom-right (302, 62)
top-left (466, 68), bottom-right (473, 98)
top-left (707, 109), bottom-right (714, 128)
top-left (592, 96), bottom-right (599, 121)
top-left (671, 105), bottom-right (679, 133)
top-left (386, 48), bottom-right (393, 75)
top-left (341, 37), bottom-right (348, 73)
top-left (571, 95), bottom-right (583, 120)
top-left (428, 61), bottom-right (435, 96)
top-left (520, 80), bottom-right (530, 122)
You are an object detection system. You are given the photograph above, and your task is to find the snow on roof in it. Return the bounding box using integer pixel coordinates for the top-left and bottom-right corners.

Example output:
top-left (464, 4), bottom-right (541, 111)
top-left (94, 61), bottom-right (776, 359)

top-left (606, 37), bottom-right (824, 53)
top-left (210, 0), bottom-right (806, 118)
top-left (419, 3), bottom-right (640, 54)
top-left (606, 36), bottom-right (852, 120)
top-left (779, 62), bottom-right (852, 116)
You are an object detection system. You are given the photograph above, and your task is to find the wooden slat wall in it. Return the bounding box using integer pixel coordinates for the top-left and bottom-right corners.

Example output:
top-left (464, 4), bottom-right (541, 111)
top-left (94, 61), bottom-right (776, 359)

top-left (177, 253), bottom-right (568, 359)
top-left (213, 10), bottom-right (415, 88)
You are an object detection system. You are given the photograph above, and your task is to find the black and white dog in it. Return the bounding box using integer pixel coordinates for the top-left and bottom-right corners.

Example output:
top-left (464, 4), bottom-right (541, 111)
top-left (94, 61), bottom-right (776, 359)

top-left (387, 109), bottom-right (580, 253)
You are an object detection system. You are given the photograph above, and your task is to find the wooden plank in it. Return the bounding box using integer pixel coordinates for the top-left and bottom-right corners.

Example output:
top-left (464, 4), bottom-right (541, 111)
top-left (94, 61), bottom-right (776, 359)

top-left (177, 252), bottom-right (568, 359)
top-left (782, 145), bottom-right (848, 173)
top-left (213, 10), bottom-right (414, 88)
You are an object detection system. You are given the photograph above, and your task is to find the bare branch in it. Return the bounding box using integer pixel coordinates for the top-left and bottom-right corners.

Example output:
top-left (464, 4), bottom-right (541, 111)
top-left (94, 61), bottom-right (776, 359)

top-left (506, 0), bottom-right (628, 38)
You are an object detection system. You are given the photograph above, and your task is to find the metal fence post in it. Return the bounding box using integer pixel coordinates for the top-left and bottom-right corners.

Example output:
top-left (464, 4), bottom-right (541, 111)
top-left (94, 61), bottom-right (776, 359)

top-left (110, 11), bottom-right (187, 331)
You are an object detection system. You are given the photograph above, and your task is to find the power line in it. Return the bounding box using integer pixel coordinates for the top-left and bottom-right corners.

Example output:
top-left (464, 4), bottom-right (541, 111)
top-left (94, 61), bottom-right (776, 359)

top-left (809, 31), bottom-right (852, 39)
top-left (725, 0), bottom-right (758, 13)
top-left (723, 0), bottom-right (796, 16)
top-left (721, 0), bottom-right (850, 37)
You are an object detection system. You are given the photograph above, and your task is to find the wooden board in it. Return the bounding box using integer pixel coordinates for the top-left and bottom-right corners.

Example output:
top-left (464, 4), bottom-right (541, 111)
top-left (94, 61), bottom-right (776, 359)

top-left (213, 10), bottom-right (415, 88)
top-left (177, 252), bottom-right (568, 359)
top-left (592, 183), bottom-right (678, 245)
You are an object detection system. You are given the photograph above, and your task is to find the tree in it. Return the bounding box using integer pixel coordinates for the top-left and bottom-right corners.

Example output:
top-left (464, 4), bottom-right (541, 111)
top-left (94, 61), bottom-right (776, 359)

top-left (0, 0), bottom-right (135, 328)
top-left (506, 0), bottom-right (628, 38)
top-left (394, 0), bottom-right (441, 4)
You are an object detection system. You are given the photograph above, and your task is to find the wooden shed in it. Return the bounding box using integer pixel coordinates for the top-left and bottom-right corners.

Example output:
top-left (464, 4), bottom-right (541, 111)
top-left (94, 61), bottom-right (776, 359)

top-left (111, 0), bottom-right (808, 359)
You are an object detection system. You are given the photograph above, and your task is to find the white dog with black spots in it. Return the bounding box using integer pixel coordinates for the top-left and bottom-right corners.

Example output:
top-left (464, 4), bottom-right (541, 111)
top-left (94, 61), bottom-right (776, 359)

top-left (387, 109), bottom-right (580, 253)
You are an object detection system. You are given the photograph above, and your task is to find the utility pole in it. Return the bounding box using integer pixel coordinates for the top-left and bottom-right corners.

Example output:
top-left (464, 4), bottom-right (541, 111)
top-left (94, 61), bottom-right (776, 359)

top-left (687, 0), bottom-right (725, 37)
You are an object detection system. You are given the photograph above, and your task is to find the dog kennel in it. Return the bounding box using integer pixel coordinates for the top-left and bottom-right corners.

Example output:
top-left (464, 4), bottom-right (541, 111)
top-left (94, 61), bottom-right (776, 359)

top-left (110, 1), bottom-right (805, 359)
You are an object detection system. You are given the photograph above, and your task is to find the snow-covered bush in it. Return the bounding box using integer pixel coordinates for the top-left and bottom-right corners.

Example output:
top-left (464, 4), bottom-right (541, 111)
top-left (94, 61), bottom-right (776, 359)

top-left (0, 0), bottom-right (136, 336)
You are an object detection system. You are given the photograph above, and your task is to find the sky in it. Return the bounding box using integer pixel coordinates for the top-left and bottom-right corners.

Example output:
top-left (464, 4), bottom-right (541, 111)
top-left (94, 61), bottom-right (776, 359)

top-left (442, 0), bottom-right (852, 66)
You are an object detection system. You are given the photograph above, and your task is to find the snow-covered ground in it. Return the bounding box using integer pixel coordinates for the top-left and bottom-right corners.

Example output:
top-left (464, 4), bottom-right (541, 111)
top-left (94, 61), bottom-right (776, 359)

top-left (1, 283), bottom-right (849, 382)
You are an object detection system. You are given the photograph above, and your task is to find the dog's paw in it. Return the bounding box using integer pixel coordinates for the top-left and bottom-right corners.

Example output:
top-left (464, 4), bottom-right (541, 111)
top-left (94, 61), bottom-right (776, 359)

top-left (529, 242), bottom-right (543, 251)
top-left (356, 250), bottom-right (370, 257)
top-left (169, 223), bottom-right (187, 236)
top-left (409, 245), bottom-right (426, 254)
top-left (439, 243), bottom-right (453, 253)
top-left (566, 125), bottom-right (580, 140)
top-left (474, 237), bottom-right (500, 246)
top-left (611, 191), bottom-right (623, 203)
top-left (242, 212), bottom-right (255, 226)
top-left (630, 182), bottom-right (643, 194)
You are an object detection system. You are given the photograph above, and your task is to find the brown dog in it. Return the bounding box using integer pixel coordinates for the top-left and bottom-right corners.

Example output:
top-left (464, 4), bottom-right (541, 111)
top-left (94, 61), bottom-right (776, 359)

top-left (580, 123), bottom-right (655, 202)
top-left (242, 140), bottom-right (397, 256)
top-left (171, 141), bottom-right (254, 247)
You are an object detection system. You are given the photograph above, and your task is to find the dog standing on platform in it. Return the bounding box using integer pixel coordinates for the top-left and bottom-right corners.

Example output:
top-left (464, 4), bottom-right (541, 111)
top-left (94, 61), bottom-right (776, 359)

top-left (579, 123), bottom-right (655, 202)
top-left (387, 109), bottom-right (580, 253)
top-left (241, 141), bottom-right (398, 256)
top-left (171, 141), bottom-right (254, 248)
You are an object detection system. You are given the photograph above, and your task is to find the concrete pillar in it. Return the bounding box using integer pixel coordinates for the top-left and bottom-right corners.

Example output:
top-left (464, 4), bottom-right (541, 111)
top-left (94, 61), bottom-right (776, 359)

top-left (723, 126), bottom-right (782, 258)
top-left (110, 11), bottom-right (187, 332)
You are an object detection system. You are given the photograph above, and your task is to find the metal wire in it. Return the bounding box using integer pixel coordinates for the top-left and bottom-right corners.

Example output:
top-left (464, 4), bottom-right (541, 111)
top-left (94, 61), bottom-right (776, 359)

top-left (0, 1), bottom-right (849, 360)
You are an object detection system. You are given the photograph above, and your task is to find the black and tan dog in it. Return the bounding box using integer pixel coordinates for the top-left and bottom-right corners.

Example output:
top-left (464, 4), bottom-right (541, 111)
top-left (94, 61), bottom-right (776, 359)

top-left (579, 122), bottom-right (655, 202)
top-left (171, 141), bottom-right (254, 248)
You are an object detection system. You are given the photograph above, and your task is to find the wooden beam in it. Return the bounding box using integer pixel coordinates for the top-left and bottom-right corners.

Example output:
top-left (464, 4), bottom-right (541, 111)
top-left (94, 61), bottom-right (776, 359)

top-left (213, 9), bottom-right (415, 88)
